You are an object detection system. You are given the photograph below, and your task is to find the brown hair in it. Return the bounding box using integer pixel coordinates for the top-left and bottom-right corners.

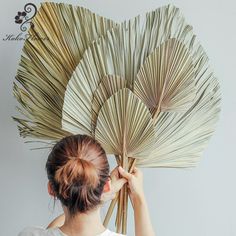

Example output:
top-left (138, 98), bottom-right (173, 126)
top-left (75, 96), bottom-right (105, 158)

top-left (45, 134), bottom-right (110, 216)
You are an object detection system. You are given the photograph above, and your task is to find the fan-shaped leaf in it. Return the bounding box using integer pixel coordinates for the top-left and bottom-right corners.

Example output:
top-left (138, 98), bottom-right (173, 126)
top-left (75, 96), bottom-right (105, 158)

top-left (62, 5), bottom-right (196, 135)
top-left (134, 38), bottom-right (196, 113)
top-left (95, 88), bottom-right (156, 158)
top-left (61, 17), bottom-right (141, 135)
top-left (13, 2), bottom-right (118, 140)
top-left (91, 75), bottom-right (127, 133)
top-left (137, 69), bottom-right (221, 168)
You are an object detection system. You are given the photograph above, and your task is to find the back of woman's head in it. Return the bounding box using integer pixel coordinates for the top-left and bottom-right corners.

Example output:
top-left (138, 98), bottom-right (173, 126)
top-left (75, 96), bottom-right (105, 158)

top-left (45, 134), bottom-right (110, 216)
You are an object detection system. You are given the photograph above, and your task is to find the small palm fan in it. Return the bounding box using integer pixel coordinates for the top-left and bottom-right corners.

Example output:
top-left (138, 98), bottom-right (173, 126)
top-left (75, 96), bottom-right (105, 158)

top-left (13, 2), bottom-right (221, 234)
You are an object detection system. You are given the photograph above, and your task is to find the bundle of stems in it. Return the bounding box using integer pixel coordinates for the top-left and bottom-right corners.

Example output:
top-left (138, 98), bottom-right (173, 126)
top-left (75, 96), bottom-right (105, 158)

top-left (103, 155), bottom-right (136, 234)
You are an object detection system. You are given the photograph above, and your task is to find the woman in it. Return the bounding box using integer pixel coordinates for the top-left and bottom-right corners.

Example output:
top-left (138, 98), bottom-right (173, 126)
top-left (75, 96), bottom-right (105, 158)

top-left (18, 134), bottom-right (155, 236)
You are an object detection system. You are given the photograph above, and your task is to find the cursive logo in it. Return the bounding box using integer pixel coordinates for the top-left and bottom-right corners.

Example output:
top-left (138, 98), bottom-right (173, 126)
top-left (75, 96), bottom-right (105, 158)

top-left (14, 3), bottom-right (37, 32)
top-left (2, 2), bottom-right (48, 42)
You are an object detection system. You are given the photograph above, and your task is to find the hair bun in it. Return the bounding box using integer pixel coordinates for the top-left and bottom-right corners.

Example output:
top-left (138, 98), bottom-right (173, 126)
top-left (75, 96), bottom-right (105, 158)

top-left (55, 157), bottom-right (99, 199)
top-left (46, 134), bottom-right (110, 215)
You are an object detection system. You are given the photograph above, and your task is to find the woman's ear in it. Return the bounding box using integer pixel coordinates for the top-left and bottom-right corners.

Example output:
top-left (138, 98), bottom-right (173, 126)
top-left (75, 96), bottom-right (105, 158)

top-left (47, 181), bottom-right (56, 197)
top-left (102, 178), bottom-right (111, 193)
top-left (101, 178), bottom-right (115, 203)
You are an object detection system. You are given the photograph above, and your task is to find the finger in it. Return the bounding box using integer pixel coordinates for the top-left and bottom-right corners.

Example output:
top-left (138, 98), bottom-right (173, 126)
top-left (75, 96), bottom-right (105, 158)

top-left (132, 167), bottom-right (141, 176)
top-left (118, 166), bottom-right (133, 180)
top-left (132, 167), bottom-right (138, 173)
top-left (112, 178), bottom-right (127, 192)
top-left (110, 167), bottom-right (119, 181)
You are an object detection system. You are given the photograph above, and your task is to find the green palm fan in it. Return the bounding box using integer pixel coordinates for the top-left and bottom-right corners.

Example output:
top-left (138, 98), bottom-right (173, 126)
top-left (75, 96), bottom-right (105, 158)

top-left (13, 2), bottom-right (221, 234)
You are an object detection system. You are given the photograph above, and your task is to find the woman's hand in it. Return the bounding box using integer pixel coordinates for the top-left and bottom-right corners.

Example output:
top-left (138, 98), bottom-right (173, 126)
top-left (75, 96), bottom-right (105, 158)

top-left (101, 166), bottom-right (127, 203)
top-left (118, 166), bottom-right (145, 205)
top-left (118, 166), bottom-right (155, 236)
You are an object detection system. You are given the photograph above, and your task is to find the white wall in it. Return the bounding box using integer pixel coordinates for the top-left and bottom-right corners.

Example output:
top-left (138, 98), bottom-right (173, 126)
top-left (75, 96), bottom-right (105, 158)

top-left (0, 0), bottom-right (235, 235)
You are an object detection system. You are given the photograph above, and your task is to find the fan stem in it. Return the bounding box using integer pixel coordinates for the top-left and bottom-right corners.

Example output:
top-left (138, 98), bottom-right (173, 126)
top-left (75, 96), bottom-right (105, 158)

top-left (153, 106), bottom-right (161, 121)
top-left (122, 157), bottom-right (136, 234)
top-left (103, 154), bottom-right (120, 227)
top-left (103, 157), bottom-right (136, 233)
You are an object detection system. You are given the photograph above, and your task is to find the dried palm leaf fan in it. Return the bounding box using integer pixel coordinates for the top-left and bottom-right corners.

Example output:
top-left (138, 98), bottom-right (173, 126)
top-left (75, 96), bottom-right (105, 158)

top-left (13, 2), bottom-right (221, 234)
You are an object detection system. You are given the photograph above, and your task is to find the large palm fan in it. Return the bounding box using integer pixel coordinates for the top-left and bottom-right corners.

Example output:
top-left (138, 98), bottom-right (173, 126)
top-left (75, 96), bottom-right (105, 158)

top-left (13, 2), bottom-right (221, 234)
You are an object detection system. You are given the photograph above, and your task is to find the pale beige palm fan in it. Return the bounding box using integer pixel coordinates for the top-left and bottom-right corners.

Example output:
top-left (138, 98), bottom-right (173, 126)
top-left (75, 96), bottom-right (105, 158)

top-left (13, 2), bottom-right (221, 234)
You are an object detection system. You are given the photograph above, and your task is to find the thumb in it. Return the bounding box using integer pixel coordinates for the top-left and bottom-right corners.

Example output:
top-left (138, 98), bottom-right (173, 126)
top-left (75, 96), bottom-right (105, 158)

top-left (118, 166), bottom-right (133, 180)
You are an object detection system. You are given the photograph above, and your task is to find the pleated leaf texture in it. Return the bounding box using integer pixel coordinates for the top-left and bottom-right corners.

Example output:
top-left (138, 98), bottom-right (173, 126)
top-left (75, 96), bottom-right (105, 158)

top-left (13, 2), bottom-right (221, 167)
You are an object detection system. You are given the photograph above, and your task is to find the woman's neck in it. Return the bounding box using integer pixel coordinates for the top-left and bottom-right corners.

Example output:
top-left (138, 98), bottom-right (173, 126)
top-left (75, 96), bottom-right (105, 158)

top-left (59, 207), bottom-right (106, 236)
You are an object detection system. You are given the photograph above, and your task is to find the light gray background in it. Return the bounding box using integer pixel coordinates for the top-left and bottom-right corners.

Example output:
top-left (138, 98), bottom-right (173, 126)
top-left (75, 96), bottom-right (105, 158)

top-left (0, 0), bottom-right (235, 235)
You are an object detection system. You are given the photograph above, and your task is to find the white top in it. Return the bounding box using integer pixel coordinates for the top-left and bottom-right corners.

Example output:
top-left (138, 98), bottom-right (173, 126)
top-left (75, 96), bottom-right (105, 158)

top-left (18, 226), bottom-right (126, 236)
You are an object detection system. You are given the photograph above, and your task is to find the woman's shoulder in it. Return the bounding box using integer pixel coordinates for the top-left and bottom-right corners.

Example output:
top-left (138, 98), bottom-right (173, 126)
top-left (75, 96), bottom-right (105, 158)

top-left (18, 226), bottom-right (60, 236)
top-left (18, 226), bottom-right (126, 236)
top-left (102, 229), bottom-right (126, 236)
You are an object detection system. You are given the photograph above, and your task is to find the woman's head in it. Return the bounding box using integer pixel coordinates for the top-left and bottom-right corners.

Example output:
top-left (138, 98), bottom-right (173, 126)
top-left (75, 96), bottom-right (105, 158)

top-left (45, 134), bottom-right (110, 216)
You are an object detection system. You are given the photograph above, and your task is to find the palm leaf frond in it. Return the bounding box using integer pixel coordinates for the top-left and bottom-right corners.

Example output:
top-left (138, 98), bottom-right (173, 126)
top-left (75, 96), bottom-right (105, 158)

top-left (61, 16), bottom-right (141, 134)
top-left (134, 38), bottom-right (196, 113)
top-left (91, 75), bottom-right (127, 133)
top-left (13, 2), bottom-right (118, 140)
top-left (94, 88), bottom-right (156, 158)
top-left (137, 71), bottom-right (221, 168)
top-left (62, 4), bottom-right (195, 135)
